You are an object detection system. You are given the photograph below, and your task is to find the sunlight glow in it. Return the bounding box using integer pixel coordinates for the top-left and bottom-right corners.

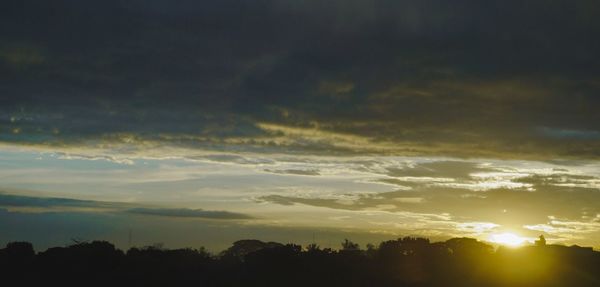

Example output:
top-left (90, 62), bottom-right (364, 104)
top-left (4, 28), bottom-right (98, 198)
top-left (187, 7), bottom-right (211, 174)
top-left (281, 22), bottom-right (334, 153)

top-left (489, 232), bottom-right (527, 247)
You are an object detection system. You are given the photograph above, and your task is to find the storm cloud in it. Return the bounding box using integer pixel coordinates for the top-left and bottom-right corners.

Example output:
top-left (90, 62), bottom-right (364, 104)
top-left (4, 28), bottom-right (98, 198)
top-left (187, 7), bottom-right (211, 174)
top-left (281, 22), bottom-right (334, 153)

top-left (1, 0), bottom-right (599, 159)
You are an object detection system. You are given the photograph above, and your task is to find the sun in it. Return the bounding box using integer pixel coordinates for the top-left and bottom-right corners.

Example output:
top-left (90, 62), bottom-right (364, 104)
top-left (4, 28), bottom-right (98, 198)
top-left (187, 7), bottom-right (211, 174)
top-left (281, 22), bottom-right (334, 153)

top-left (489, 232), bottom-right (527, 247)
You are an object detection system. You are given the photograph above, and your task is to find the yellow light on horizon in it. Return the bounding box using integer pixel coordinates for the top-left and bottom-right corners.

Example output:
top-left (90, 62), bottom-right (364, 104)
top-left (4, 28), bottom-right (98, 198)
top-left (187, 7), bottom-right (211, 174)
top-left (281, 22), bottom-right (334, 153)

top-left (489, 232), bottom-right (526, 247)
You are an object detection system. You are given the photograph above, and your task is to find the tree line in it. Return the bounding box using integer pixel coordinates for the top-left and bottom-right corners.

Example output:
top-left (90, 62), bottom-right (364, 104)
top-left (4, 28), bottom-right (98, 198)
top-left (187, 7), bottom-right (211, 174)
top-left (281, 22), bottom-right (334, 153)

top-left (1, 236), bottom-right (599, 287)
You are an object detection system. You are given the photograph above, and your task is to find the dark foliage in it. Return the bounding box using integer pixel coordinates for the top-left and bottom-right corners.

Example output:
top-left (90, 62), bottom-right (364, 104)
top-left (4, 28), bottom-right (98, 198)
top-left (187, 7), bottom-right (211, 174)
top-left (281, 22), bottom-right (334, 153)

top-left (1, 237), bottom-right (599, 287)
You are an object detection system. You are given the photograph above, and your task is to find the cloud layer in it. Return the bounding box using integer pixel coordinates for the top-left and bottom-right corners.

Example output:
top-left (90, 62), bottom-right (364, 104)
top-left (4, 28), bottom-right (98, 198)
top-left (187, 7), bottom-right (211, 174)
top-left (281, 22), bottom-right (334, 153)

top-left (1, 0), bottom-right (599, 159)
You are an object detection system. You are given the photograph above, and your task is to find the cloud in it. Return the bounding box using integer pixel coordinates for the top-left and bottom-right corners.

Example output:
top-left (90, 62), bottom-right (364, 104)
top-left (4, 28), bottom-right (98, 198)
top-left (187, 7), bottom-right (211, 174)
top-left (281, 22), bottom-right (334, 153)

top-left (256, 159), bottom-right (600, 231)
top-left (0, 44), bottom-right (45, 69)
top-left (3, 153), bottom-right (600, 247)
top-left (197, 154), bottom-right (276, 165)
top-left (386, 161), bottom-right (498, 180)
top-left (0, 192), bottom-right (252, 220)
top-left (0, 0), bottom-right (599, 159)
top-left (524, 216), bottom-right (600, 241)
top-left (2, 0), bottom-right (600, 249)
top-left (263, 169), bottom-right (320, 176)
top-left (55, 153), bottom-right (135, 165)
top-left (538, 127), bottom-right (600, 140)
top-left (0, 193), bottom-right (114, 209)
top-left (126, 207), bottom-right (253, 220)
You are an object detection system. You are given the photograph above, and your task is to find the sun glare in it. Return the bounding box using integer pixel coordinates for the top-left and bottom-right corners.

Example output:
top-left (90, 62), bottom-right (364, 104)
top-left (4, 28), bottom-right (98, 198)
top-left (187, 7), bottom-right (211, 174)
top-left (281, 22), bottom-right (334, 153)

top-left (489, 232), bottom-right (526, 247)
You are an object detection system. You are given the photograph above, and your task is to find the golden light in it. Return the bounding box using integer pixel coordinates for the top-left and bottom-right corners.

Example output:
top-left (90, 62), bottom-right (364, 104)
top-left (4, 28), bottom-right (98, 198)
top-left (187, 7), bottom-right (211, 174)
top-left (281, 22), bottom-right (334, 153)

top-left (489, 232), bottom-right (526, 247)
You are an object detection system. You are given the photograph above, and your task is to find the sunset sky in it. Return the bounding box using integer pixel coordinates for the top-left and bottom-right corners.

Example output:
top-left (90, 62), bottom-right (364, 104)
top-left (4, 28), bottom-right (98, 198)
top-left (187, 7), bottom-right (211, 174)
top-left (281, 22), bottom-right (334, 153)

top-left (1, 0), bottom-right (600, 251)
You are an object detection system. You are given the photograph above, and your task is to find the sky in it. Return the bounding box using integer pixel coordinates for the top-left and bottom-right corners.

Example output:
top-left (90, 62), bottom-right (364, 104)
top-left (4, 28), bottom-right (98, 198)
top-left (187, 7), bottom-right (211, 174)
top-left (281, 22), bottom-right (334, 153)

top-left (1, 0), bottom-right (600, 251)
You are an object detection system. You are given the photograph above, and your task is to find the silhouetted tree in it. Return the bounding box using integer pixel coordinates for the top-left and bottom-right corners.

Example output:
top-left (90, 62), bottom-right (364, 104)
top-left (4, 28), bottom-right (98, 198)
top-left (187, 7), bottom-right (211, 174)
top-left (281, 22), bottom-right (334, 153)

top-left (341, 238), bottom-right (360, 251)
top-left (2, 236), bottom-right (600, 287)
top-left (535, 234), bottom-right (547, 246)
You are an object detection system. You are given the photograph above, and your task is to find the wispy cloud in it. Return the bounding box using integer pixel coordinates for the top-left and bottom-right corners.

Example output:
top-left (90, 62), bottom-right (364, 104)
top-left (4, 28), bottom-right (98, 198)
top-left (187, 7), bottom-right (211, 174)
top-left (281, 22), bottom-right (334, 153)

top-left (126, 207), bottom-right (253, 219)
top-left (0, 192), bottom-right (252, 220)
top-left (0, 193), bottom-right (120, 209)
top-left (263, 168), bottom-right (320, 176)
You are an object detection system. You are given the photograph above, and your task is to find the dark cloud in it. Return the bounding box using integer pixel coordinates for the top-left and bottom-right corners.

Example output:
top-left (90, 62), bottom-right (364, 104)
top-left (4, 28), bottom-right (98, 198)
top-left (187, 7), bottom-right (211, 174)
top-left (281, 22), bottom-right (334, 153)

top-left (126, 207), bottom-right (253, 220)
top-left (0, 192), bottom-right (252, 220)
top-left (259, 195), bottom-right (343, 209)
top-left (386, 161), bottom-right (497, 180)
top-left (0, 193), bottom-right (115, 209)
top-left (1, 0), bottom-right (600, 158)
